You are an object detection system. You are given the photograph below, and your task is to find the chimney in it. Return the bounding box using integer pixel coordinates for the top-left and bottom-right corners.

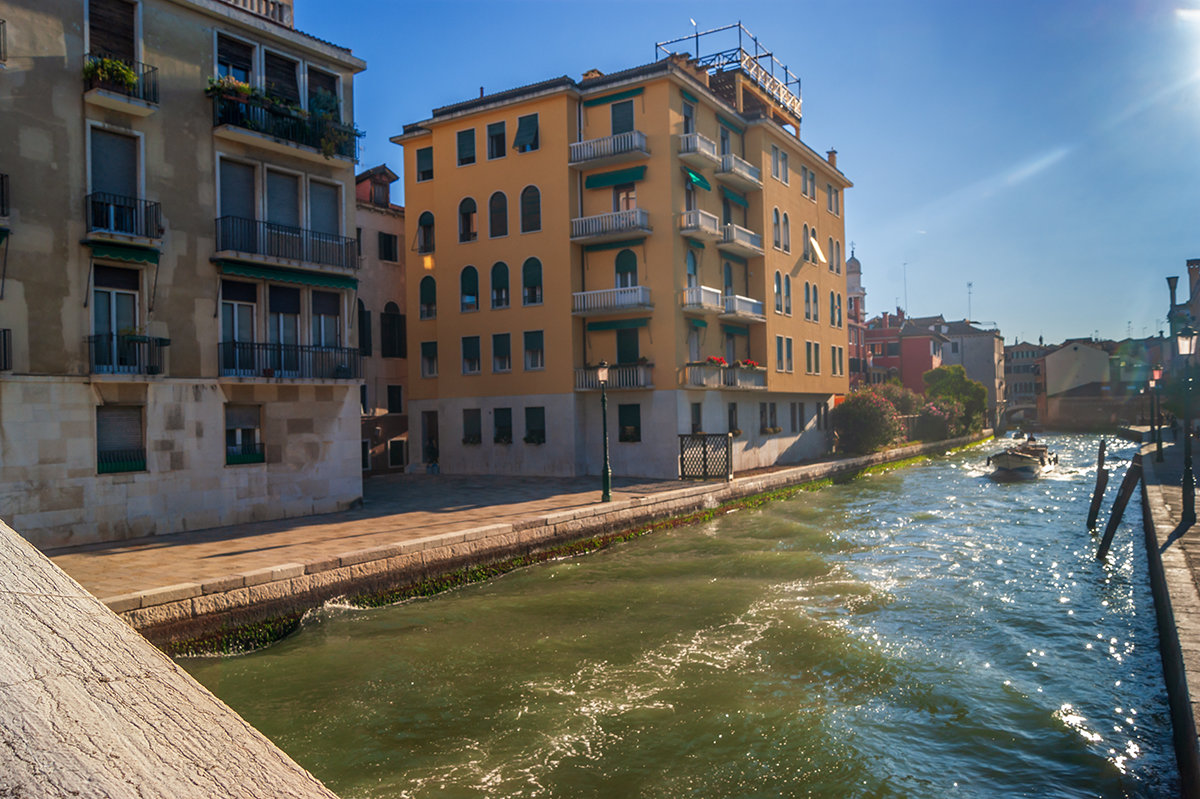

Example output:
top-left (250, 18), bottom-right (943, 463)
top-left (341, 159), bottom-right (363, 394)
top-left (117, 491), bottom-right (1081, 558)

top-left (480, 86), bottom-right (485, 98)
top-left (1169, 275), bottom-right (1180, 311)
top-left (826, 149), bottom-right (837, 168)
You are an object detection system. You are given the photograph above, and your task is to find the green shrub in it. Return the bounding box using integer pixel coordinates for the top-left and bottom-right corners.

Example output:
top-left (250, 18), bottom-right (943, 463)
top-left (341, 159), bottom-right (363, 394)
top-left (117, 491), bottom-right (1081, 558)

top-left (923, 365), bottom-right (987, 432)
top-left (872, 382), bottom-right (922, 415)
top-left (832, 390), bottom-right (903, 454)
top-left (914, 396), bottom-right (965, 440)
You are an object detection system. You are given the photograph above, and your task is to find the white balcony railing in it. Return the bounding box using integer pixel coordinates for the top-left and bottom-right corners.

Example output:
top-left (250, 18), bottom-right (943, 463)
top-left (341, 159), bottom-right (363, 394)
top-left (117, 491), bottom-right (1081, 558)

top-left (571, 208), bottom-right (650, 239)
top-left (723, 293), bottom-right (765, 319)
top-left (679, 209), bottom-right (720, 237)
top-left (685, 364), bottom-right (723, 387)
top-left (678, 132), bottom-right (719, 162)
top-left (681, 284), bottom-right (724, 312)
top-left (575, 364), bottom-right (653, 390)
top-left (721, 223), bottom-right (763, 254)
top-left (684, 363), bottom-right (767, 390)
top-left (572, 285), bottom-right (652, 314)
top-left (569, 131), bottom-right (648, 164)
top-left (723, 367), bottom-right (767, 389)
top-left (717, 153), bottom-right (762, 186)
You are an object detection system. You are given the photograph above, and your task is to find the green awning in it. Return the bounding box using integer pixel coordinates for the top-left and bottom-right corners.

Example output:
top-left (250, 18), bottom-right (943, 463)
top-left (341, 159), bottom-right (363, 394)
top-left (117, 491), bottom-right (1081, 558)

top-left (215, 260), bottom-right (358, 290)
top-left (582, 86), bottom-right (644, 107)
top-left (721, 186), bottom-right (748, 208)
top-left (683, 168), bottom-right (711, 191)
top-left (586, 317), bottom-right (649, 331)
top-left (513, 115), bottom-right (539, 149)
top-left (583, 237), bottom-right (645, 253)
top-left (722, 324), bottom-right (749, 336)
top-left (685, 237), bottom-right (705, 250)
top-left (680, 89), bottom-right (699, 104)
top-left (688, 318), bottom-right (708, 328)
top-left (584, 165), bottom-right (646, 189)
top-left (717, 114), bottom-right (744, 134)
top-left (722, 252), bottom-right (747, 265)
top-left (89, 241), bottom-right (160, 266)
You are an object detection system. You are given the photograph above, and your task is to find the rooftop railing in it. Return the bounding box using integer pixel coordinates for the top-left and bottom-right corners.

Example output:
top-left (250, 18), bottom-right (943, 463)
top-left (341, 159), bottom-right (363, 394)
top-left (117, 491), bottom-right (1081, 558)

top-left (215, 215), bottom-right (358, 270)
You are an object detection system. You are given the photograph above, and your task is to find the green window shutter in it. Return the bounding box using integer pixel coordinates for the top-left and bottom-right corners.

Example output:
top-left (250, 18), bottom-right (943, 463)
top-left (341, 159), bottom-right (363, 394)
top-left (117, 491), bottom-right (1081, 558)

top-left (456, 129), bottom-right (475, 164)
top-left (513, 114), bottom-right (539, 150)
top-left (462, 336), bottom-right (480, 360)
top-left (618, 403), bottom-right (640, 429)
top-left (583, 237), bottom-right (645, 253)
top-left (524, 330), bottom-right (544, 351)
top-left (582, 86), bottom-right (644, 107)
top-left (493, 333), bottom-right (510, 358)
top-left (614, 249), bottom-right (637, 275)
top-left (421, 341), bottom-right (437, 359)
top-left (416, 147), bottom-right (433, 179)
top-left (584, 165), bottom-right (647, 189)
top-left (522, 258), bottom-right (541, 287)
top-left (682, 168), bottom-right (711, 191)
top-left (460, 266), bottom-right (478, 296)
top-left (611, 100), bottom-right (634, 135)
top-left (717, 114), bottom-right (744, 134)
top-left (419, 275), bottom-right (436, 305)
top-left (721, 186), bottom-right (748, 208)
top-left (680, 88), bottom-right (699, 104)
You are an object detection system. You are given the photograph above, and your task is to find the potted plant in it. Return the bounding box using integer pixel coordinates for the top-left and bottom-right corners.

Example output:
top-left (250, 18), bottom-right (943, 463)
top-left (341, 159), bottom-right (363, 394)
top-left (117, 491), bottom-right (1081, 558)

top-left (705, 355), bottom-right (727, 367)
top-left (205, 75), bottom-right (253, 99)
top-left (84, 56), bottom-right (138, 92)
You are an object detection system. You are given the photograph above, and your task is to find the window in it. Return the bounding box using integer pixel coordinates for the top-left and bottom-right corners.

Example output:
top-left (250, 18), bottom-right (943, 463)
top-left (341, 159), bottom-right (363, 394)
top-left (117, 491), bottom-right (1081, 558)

top-left (522, 258), bottom-right (542, 305)
top-left (89, 128), bottom-right (139, 235)
top-left (387, 385), bottom-right (403, 414)
top-left (616, 328), bottom-right (639, 364)
top-left (380, 302), bottom-right (406, 357)
top-left (691, 402), bottom-right (702, 434)
top-left (612, 99), bottom-right (634, 135)
top-left (520, 186), bottom-right (541, 232)
top-left (685, 181), bottom-right (696, 212)
top-left (378, 232), bottom-right (398, 262)
top-left (488, 192), bottom-right (508, 238)
top-left (774, 272), bottom-right (782, 313)
top-left (92, 265), bottom-right (140, 373)
top-left (776, 336), bottom-right (784, 371)
top-left (839, 346), bottom-right (845, 375)
top-left (618, 404), bottom-right (641, 442)
top-left (827, 183), bottom-right (834, 212)
top-left (458, 197), bottom-right (477, 242)
top-left (264, 51), bottom-right (300, 105)
top-left (789, 402), bottom-right (798, 433)
top-left (360, 384), bottom-right (369, 414)
top-left (807, 168), bottom-right (817, 199)
top-left (419, 276), bottom-right (437, 320)
top-left (613, 183), bottom-right (636, 212)
top-left (812, 284), bottom-right (819, 322)
top-left (682, 101), bottom-right (695, 134)
top-left (362, 440), bottom-right (371, 470)
top-left (759, 402), bottom-right (768, 433)
top-left (219, 280), bottom-right (255, 376)
top-left (371, 182), bottom-right (388, 206)
top-left (771, 145), bottom-right (780, 179)
top-left (782, 214), bottom-right (790, 252)
top-left (416, 211), bottom-right (434, 253)
top-left (686, 251), bottom-right (698, 288)
top-left (806, 341), bottom-right (813, 373)
top-left (829, 291), bottom-right (836, 326)
top-left (524, 406), bottom-right (546, 444)
top-left (513, 113), bottom-right (539, 153)
top-left (225, 405), bottom-right (263, 465)
top-left (460, 266), bottom-right (479, 312)
top-left (828, 237), bottom-right (835, 271)
top-left (773, 208), bottom-right (781, 249)
top-left (491, 262), bottom-right (510, 308)
top-left (357, 299), bottom-right (371, 356)
top-left (487, 121), bottom-right (506, 160)
top-left (420, 341), bottom-right (438, 377)
top-left (836, 294), bottom-right (843, 328)
top-left (814, 344), bottom-right (821, 374)
top-left (416, 147), bottom-right (433, 182)
top-left (615, 249), bottom-right (638, 288)
top-left (834, 241), bottom-right (842, 273)
top-left (719, 126), bottom-right (731, 156)
top-left (457, 129), bottom-right (476, 166)
top-left (784, 276), bottom-right (792, 315)
top-left (388, 438), bottom-right (407, 468)
top-left (494, 407), bottom-right (513, 444)
top-left (780, 152), bottom-right (789, 184)
top-left (311, 291), bottom-right (340, 348)
top-left (770, 403), bottom-right (778, 429)
top-left (728, 402), bottom-right (738, 434)
top-left (786, 338), bottom-right (794, 372)
top-left (804, 282), bottom-right (811, 320)
top-left (951, 341), bottom-right (959, 354)
top-left (309, 180), bottom-right (340, 238)
top-left (830, 345), bottom-right (838, 375)
top-left (356, 227), bottom-right (362, 256)
top-left (97, 405), bottom-right (145, 474)
top-left (524, 330), bottom-right (545, 370)
top-left (307, 68), bottom-right (339, 119)
top-left (266, 285), bottom-right (300, 375)
top-left (217, 34), bottom-right (253, 83)
top-left (463, 408), bottom-right (482, 444)
top-left (90, 0), bottom-right (137, 62)
top-left (803, 223), bottom-right (810, 261)
top-left (493, 333), bottom-right (511, 372)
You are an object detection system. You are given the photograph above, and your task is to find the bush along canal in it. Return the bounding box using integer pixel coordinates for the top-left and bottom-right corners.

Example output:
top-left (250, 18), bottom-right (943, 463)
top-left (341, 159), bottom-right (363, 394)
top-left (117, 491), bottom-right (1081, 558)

top-left (181, 434), bottom-right (1177, 797)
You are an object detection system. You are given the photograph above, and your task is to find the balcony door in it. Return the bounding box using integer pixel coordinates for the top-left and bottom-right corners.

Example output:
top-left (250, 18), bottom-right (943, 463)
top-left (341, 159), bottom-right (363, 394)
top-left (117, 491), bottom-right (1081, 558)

top-left (309, 181), bottom-right (342, 266)
top-left (220, 279), bottom-right (257, 375)
top-left (268, 285), bottom-right (300, 375)
top-left (266, 170), bottom-right (301, 260)
top-left (616, 328), bottom-right (639, 365)
top-left (90, 128), bottom-right (138, 234)
top-left (218, 159), bottom-right (256, 251)
top-left (93, 265), bottom-right (139, 373)
top-left (89, 0), bottom-right (136, 62)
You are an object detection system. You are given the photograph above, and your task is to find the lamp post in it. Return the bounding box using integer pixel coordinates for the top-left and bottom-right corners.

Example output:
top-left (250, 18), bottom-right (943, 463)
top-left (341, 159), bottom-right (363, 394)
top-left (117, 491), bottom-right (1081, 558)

top-left (1177, 324), bottom-right (1197, 526)
top-left (1153, 363), bottom-right (1165, 462)
top-left (597, 361), bottom-right (612, 502)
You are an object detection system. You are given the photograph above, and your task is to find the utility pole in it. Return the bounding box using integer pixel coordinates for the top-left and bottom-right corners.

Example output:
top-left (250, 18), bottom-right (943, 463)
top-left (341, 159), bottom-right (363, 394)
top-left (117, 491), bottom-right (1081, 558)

top-left (967, 281), bottom-right (973, 321)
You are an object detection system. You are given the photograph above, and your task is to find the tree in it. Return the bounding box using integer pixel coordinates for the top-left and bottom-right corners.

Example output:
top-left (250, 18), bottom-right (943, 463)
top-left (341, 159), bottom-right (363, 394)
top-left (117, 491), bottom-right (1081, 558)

top-left (831, 390), bottom-right (903, 454)
top-left (923, 365), bottom-right (987, 431)
top-left (872, 381), bottom-right (922, 415)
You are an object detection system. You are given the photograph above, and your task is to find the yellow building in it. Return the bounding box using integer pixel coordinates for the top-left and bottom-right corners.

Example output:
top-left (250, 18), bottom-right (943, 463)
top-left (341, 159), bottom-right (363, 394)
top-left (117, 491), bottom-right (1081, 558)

top-left (392, 26), bottom-right (850, 479)
top-left (0, 0), bottom-right (366, 547)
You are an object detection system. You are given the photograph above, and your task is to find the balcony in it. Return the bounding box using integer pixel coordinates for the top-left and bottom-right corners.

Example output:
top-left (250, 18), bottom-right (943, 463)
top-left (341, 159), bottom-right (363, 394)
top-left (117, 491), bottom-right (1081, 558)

top-left (83, 53), bottom-right (159, 115)
top-left (570, 208), bottom-right (651, 242)
top-left (679, 209), bottom-right (721, 240)
top-left (212, 94), bottom-right (360, 163)
top-left (677, 133), bottom-right (719, 168)
top-left (719, 293), bottom-right (766, 322)
top-left (87, 334), bottom-right (170, 376)
top-left (723, 367), bottom-right (767, 390)
top-left (85, 193), bottom-right (162, 242)
top-left (215, 216), bottom-right (358, 271)
top-left (218, 341), bottom-right (361, 380)
top-left (680, 285), bottom-right (724, 314)
top-left (572, 285), bottom-right (652, 316)
top-left (568, 131), bottom-right (649, 168)
top-left (0, 328), bottom-right (11, 371)
top-left (684, 363), bottom-right (766, 390)
top-left (717, 223), bottom-right (764, 257)
top-left (716, 153), bottom-right (763, 190)
top-left (575, 363), bottom-right (653, 391)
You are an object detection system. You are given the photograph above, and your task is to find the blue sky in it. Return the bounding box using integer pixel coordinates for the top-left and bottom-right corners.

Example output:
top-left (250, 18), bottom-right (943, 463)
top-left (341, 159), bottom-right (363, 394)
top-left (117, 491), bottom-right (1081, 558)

top-left (298, 0), bottom-right (1200, 345)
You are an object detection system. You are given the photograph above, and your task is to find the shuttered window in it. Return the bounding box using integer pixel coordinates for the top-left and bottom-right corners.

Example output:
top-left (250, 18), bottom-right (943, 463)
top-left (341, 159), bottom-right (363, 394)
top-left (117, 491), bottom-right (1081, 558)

top-left (307, 68), bottom-right (339, 116)
top-left (513, 114), bottom-right (539, 152)
top-left (357, 299), bottom-right (372, 356)
top-left (416, 147), bottom-right (433, 182)
top-left (611, 100), bottom-right (634, 135)
top-left (264, 52), bottom-right (300, 104)
top-left (219, 159), bottom-right (255, 219)
top-left (97, 405), bottom-right (144, 473)
top-left (309, 181), bottom-right (339, 235)
top-left (381, 302), bottom-right (405, 358)
top-left (457, 129), bottom-right (476, 166)
top-left (217, 35), bottom-right (253, 83)
top-left (90, 129), bottom-right (137, 198)
top-left (89, 0), bottom-right (136, 61)
top-left (520, 186), bottom-right (540, 232)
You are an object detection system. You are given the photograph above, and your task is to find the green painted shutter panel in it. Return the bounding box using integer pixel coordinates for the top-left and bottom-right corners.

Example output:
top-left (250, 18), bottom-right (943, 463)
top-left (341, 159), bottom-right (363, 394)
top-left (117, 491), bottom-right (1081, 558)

top-left (616, 328), bottom-right (639, 363)
top-left (462, 336), bottom-right (480, 360)
top-left (582, 86), bottom-right (644, 107)
top-left (583, 237), bottom-right (645, 253)
top-left (416, 147), bottom-right (433, 179)
top-left (680, 88), bottom-right (699, 104)
top-left (584, 165), bottom-right (646, 189)
top-left (493, 333), bottom-right (510, 358)
top-left (421, 341), bottom-right (436, 359)
top-left (461, 267), bottom-right (478, 295)
top-left (522, 259), bottom-right (541, 287)
top-left (457, 129), bottom-right (475, 163)
top-left (524, 330), bottom-right (543, 351)
top-left (585, 318), bottom-right (649, 332)
top-left (611, 100), bottom-right (634, 135)
top-left (721, 186), bottom-right (748, 208)
top-left (717, 114), bottom-right (744, 134)
top-left (419, 276), bottom-right (436, 305)
top-left (683, 168), bottom-right (711, 191)
top-left (513, 114), bottom-right (539, 149)
top-left (614, 249), bottom-right (637, 275)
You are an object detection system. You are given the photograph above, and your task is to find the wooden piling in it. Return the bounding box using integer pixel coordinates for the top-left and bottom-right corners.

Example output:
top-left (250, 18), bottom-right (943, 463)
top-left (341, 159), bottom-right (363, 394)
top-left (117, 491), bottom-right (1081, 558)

top-left (1096, 454), bottom-right (1143, 560)
top-left (1087, 438), bottom-right (1109, 530)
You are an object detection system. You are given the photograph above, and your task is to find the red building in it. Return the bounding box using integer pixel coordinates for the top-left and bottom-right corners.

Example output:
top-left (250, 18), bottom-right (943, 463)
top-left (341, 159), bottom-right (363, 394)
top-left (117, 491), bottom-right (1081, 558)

top-left (863, 309), bottom-right (948, 394)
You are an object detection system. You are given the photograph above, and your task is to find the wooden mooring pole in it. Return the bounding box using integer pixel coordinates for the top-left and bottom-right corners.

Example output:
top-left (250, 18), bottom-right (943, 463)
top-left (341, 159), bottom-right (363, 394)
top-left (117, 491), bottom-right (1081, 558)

top-left (1096, 453), bottom-right (1143, 561)
top-left (1087, 438), bottom-right (1108, 530)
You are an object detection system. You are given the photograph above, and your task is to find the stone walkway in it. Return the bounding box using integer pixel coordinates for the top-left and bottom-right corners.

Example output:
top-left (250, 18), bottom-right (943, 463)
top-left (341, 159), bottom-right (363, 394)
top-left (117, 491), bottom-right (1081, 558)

top-left (46, 473), bottom-right (697, 602)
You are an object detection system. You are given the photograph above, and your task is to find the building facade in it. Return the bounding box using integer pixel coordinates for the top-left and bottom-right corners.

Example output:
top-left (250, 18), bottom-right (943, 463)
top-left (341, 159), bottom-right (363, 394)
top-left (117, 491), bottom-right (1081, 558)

top-left (1004, 340), bottom-right (1049, 422)
top-left (863, 310), bottom-right (947, 395)
top-left (393, 32), bottom-right (851, 479)
top-left (845, 247), bottom-right (869, 388)
top-left (925, 319), bottom-right (1005, 427)
top-left (0, 0), bottom-right (366, 548)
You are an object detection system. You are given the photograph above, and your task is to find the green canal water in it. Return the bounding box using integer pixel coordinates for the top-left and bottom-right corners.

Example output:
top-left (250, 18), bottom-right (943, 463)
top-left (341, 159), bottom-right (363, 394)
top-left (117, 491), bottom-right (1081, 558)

top-left (182, 435), bottom-right (1177, 798)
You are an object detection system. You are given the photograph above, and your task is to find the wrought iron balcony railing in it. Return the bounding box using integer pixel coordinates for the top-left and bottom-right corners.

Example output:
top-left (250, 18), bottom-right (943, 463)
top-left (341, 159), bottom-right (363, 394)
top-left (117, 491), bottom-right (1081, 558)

top-left (226, 441), bottom-right (266, 465)
top-left (98, 447), bottom-right (146, 474)
top-left (84, 52), bottom-right (159, 105)
top-left (212, 94), bottom-right (360, 160)
top-left (85, 193), bottom-right (162, 239)
top-left (87, 333), bottom-right (169, 375)
top-left (215, 215), bottom-right (358, 270)
top-left (218, 340), bottom-right (361, 380)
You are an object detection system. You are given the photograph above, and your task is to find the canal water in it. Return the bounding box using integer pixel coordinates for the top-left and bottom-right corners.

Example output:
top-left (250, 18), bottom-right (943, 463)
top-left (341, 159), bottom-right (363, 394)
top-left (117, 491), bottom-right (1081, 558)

top-left (183, 434), bottom-right (1177, 798)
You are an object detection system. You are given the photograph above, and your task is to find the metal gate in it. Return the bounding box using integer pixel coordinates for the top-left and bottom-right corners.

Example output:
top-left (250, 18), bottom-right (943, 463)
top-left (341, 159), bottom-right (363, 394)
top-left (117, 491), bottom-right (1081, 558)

top-left (678, 433), bottom-right (733, 481)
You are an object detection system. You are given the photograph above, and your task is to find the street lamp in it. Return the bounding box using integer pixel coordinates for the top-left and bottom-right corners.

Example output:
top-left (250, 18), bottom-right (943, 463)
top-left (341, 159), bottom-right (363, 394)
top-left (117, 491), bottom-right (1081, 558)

top-left (1153, 363), bottom-right (1165, 462)
top-left (1177, 324), bottom-right (1197, 525)
top-left (597, 361), bottom-right (612, 502)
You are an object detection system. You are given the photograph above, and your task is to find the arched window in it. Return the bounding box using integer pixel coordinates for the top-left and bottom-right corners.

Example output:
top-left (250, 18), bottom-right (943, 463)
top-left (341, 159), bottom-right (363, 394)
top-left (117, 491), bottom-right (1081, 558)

top-left (802, 223), bottom-right (810, 261)
top-left (491, 262), bottom-right (509, 308)
top-left (836, 294), bottom-right (843, 327)
top-left (812, 283), bottom-right (819, 321)
top-left (381, 301), bottom-right (405, 358)
top-left (419, 275), bottom-right (436, 319)
top-left (804, 282), bottom-right (811, 320)
top-left (615, 249), bottom-right (638, 288)
top-left (522, 257), bottom-right (542, 305)
top-left (488, 192), bottom-right (508, 238)
top-left (460, 266), bottom-right (479, 312)
top-left (784, 275), bottom-right (792, 315)
top-left (782, 214), bottom-right (790, 252)
top-left (520, 186), bottom-right (541, 233)
top-left (774, 271), bottom-right (782, 312)
top-left (357, 298), bottom-right (372, 356)
top-left (417, 211), bottom-right (434, 253)
top-left (835, 241), bottom-right (842, 273)
top-left (828, 237), bottom-right (834, 270)
top-left (458, 198), bottom-right (477, 242)
top-left (686, 250), bottom-right (698, 288)
top-left (829, 290), bottom-right (836, 323)
top-left (772, 208), bottom-right (781, 249)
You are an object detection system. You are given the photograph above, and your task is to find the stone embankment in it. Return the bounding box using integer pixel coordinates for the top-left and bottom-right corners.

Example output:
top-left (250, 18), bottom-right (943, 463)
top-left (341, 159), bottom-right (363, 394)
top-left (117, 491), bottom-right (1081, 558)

top-left (109, 432), bottom-right (991, 648)
top-left (0, 518), bottom-right (337, 798)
